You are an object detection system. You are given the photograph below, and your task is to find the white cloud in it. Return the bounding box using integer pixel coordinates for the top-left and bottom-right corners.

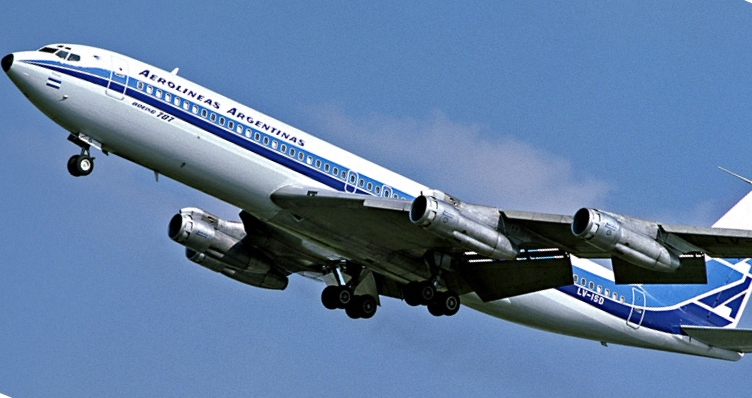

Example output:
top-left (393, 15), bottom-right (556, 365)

top-left (304, 106), bottom-right (611, 215)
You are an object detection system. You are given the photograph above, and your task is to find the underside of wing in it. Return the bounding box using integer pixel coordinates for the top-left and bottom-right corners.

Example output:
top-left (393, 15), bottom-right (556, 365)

top-left (681, 326), bottom-right (752, 353)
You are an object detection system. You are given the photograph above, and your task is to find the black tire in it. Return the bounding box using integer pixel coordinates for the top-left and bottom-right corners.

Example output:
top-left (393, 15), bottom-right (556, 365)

top-left (441, 291), bottom-right (461, 316)
top-left (321, 286), bottom-right (339, 310)
top-left (334, 286), bottom-right (352, 309)
top-left (427, 300), bottom-right (444, 317)
top-left (418, 281), bottom-right (436, 305)
top-left (403, 281), bottom-right (421, 306)
top-left (345, 296), bottom-right (362, 319)
top-left (67, 155), bottom-right (82, 177)
top-left (75, 155), bottom-right (94, 176)
top-left (359, 295), bottom-right (377, 319)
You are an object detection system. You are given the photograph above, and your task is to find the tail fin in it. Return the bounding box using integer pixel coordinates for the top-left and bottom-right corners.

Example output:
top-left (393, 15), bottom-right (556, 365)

top-left (691, 190), bottom-right (752, 328)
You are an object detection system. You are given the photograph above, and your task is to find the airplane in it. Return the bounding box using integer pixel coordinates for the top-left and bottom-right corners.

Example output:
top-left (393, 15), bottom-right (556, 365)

top-left (5, 43), bottom-right (752, 361)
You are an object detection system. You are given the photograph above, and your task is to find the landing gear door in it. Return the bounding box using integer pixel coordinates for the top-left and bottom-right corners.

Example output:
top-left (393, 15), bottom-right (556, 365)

top-left (106, 55), bottom-right (129, 100)
top-left (627, 287), bottom-right (646, 329)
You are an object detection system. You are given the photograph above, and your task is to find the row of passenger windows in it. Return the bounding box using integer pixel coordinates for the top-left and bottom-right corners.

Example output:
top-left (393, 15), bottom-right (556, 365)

top-left (572, 274), bottom-right (625, 303)
top-left (136, 80), bottom-right (406, 199)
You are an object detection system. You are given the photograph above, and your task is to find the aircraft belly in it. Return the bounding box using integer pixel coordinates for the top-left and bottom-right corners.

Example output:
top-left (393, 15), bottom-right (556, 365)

top-left (462, 290), bottom-right (742, 360)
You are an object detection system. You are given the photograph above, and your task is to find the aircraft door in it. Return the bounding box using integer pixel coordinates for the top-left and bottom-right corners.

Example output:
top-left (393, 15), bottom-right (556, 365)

top-left (627, 287), bottom-right (646, 329)
top-left (106, 55), bottom-right (129, 100)
top-left (345, 170), bottom-right (359, 193)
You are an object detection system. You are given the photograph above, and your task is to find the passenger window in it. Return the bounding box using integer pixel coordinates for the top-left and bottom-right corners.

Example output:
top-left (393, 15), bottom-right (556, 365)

top-left (613, 292), bottom-right (618, 300)
top-left (315, 159), bottom-right (322, 168)
top-left (271, 140), bottom-right (278, 149)
top-left (604, 288), bottom-right (610, 297)
top-left (263, 137), bottom-right (269, 145)
top-left (156, 89), bottom-right (163, 98)
top-left (219, 117), bottom-right (225, 125)
top-left (580, 278), bottom-right (586, 286)
top-left (588, 282), bottom-right (594, 289)
top-left (596, 285), bottom-right (602, 294)
top-left (174, 96), bottom-right (181, 106)
top-left (201, 109), bottom-right (208, 118)
top-left (375, 186), bottom-right (380, 195)
top-left (137, 81), bottom-right (144, 90)
top-left (333, 167), bottom-right (339, 176)
top-left (192, 105), bottom-right (199, 114)
top-left (228, 121), bottom-right (234, 129)
top-left (307, 156), bottom-right (313, 165)
top-left (254, 132), bottom-right (261, 141)
top-left (210, 113), bottom-right (216, 122)
top-left (573, 275), bottom-right (578, 283)
top-left (183, 101), bottom-right (189, 110)
top-left (298, 152), bottom-right (304, 161)
top-left (165, 93), bottom-right (171, 102)
top-left (324, 164), bottom-right (330, 172)
top-left (146, 85), bottom-right (153, 94)
top-left (280, 144), bottom-right (287, 153)
top-left (358, 179), bottom-right (365, 187)
top-left (367, 182), bottom-right (373, 191)
top-left (349, 174), bottom-right (357, 183)
top-left (393, 194), bottom-right (399, 198)
top-left (289, 148), bottom-right (296, 157)
top-left (341, 171), bottom-right (347, 179)
top-left (245, 128), bottom-right (252, 138)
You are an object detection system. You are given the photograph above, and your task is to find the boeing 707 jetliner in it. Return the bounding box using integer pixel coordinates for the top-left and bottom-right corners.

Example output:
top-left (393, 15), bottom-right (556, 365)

top-left (6, 44), bottom-right (752, 360)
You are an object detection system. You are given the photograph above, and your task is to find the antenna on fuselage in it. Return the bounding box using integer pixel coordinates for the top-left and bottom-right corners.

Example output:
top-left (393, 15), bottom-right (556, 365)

top-left (170, 67), bottom-right (179, 75)
top-left (719, 166), bottom-right (752, 185)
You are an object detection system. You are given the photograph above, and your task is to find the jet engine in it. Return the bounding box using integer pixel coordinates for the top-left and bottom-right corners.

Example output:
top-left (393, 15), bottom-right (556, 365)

top-left (571, 208), bottom-right (680, 273)
top-left (168, 207), bottom-right (288, 289)
top-left (409, 194), bottom-right (518, 259)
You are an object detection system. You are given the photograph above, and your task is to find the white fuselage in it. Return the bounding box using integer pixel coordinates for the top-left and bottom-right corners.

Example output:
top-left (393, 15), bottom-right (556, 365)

top-left (4, 44), bottom-right (743, 361)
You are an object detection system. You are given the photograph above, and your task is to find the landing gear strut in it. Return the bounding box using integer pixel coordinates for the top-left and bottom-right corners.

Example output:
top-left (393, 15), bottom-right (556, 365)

top-left (66, 135), bottom-right (95, 177)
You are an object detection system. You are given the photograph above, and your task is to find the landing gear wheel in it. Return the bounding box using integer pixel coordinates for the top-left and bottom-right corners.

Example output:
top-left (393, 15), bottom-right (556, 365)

top-left (418, 281), bottom-right (436, 305)
top-left (346, 295), bottom-right (377, 319)
top-left (67, 154), bottom-right (94, 177)
top-left (403, 281), bottom-right (421, 306)
top-left (436, 291), bottom-right (461, 316)
top-left (427, 300), bottom-right (445, 317)
top-left (321, 285), bottom-right (340, 310)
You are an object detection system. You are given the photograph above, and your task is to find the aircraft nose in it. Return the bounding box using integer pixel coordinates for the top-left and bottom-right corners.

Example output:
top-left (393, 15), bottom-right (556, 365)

top-left (1, 53), bottom-right (13, 73)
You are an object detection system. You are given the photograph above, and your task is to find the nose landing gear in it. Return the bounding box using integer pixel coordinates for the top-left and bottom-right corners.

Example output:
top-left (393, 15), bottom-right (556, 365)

top-left (66, 134), bottom-right (98, 177)
top-left (67, 152), bottom-right (94, 177)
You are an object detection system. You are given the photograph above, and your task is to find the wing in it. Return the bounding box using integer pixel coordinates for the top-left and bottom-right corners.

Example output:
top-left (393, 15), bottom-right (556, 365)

top-left (270, 186), bottom-right (574, 301)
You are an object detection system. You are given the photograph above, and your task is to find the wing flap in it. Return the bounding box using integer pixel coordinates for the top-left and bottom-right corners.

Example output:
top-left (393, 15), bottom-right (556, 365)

top-left (681, 325), bottom-right (752, 353)
top-left (459, 250), bottom-right (573, 302)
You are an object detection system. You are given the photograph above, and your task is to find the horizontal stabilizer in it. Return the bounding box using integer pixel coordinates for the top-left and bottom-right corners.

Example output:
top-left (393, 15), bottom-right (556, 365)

top-left (681, 325), bottom-right (752, 353)
top-left (612, 254), bottom-right (707, 284)
top-left (460, 249), bottom-right (573, 302)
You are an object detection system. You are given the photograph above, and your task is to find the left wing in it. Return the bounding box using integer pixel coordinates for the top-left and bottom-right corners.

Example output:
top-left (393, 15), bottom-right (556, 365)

top-left (271, 186), bottom-right (752, 292)
top-left (270, 186), bottom-right (574, 301)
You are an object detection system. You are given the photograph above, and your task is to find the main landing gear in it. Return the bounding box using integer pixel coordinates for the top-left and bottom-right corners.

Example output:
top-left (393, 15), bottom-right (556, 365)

top-left (320, 263), bottom-right (378, 319)
top-left (66, 134), bottom-right (96, 177)
top-left (403, 280), bottom-right (461, 317)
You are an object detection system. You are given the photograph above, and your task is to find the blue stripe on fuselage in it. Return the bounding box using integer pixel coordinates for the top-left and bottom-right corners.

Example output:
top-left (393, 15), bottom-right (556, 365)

top-left (24, 59), bottom-right (414, 200)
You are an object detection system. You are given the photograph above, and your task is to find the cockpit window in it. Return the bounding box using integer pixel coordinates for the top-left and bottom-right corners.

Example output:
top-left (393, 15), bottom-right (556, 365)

top-left (55, 50), bottom-right (69, 59)
top-left (67, 54), bottom-right (80, 62)
top-left (39, 47), bottom-right (57, 53)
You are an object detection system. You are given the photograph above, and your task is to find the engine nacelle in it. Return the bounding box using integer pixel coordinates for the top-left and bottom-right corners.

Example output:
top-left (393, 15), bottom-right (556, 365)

top-left (169, 208), bottom-right (271, 273)
top-left (409, 195), bottom-right (517, 259)
top-left (571, 208), bottom-right (680, 273)
top-left (186, 249), bottom-right (287, 290)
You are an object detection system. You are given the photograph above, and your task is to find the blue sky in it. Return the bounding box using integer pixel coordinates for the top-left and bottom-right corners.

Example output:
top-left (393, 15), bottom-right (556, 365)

top-left (2, 1), bottom-right (752, 397)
